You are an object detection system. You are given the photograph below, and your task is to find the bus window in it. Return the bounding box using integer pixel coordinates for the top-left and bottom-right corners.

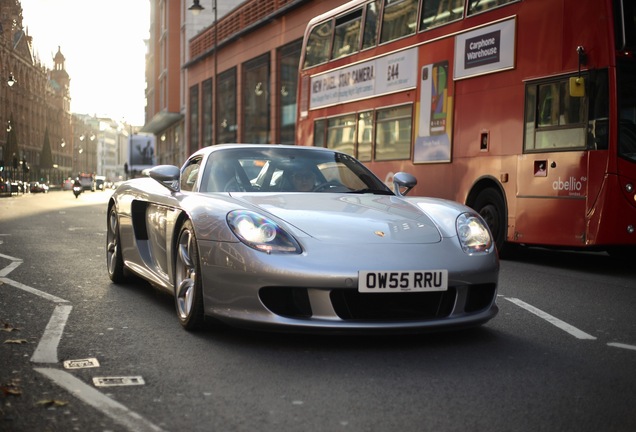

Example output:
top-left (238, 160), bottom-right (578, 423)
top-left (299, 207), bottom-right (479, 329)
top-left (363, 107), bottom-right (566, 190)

top-left (375, 105), bottom-right (412, 160)
top-left (327, 115), bottom-right (357, 156)
top-left (304, 20), bottom-right (334, 68)
top-left (421, 0), bottom-right (464, 31)
top-left (357, 111), bottom-right (374, 162)
top-left (332, 9), bottom-right (363, 59)
top-left (362, 1), bottom-right (381, 50)
top-left (525, 78), bottom-right (588, 151)
top-left (467, 0), bottom-right (518, 16)
top-left (314, 119), bottom-right (327, 147)
top-left (380, 0), bottom-right (418, 44)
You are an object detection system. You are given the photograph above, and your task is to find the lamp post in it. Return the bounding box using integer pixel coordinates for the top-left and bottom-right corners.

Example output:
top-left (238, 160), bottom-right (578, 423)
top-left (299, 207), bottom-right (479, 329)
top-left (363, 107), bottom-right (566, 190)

top-left (190, 0), bottom-right (217, 146)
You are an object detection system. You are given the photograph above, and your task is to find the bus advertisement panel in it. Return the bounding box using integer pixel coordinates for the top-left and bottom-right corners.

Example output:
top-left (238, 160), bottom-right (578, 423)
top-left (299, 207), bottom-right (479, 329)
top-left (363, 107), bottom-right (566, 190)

top-left (297, 0), bottom-right (636, 257)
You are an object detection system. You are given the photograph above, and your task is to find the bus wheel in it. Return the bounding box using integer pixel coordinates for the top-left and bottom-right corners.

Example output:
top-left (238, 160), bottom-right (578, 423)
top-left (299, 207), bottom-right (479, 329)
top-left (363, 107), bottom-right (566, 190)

top-left (473, 188), bottom-right (507, 255)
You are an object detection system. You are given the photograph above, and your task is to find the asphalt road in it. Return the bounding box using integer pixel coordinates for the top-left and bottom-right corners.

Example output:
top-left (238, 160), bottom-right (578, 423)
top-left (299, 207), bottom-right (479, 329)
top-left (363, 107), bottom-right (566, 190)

top-left (1, 190), bottom-right (635, 432)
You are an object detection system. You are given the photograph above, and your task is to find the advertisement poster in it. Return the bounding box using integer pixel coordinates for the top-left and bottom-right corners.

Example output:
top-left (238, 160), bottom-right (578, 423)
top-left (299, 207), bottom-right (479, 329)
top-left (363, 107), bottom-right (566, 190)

top-left (414, 61), bottom-right (452, 163)
top-left (128, 133), bottom-right (156, 171)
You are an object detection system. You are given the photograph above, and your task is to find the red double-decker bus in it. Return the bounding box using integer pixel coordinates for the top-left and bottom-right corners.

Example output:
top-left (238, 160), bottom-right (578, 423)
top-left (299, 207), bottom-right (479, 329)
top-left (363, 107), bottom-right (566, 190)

top-left (296, 0), bottom-right (636, 256)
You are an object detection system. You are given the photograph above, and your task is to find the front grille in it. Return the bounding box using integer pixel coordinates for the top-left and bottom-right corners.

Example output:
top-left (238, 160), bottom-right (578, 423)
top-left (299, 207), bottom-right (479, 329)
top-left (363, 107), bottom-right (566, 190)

top-left (259, 284), bottom-right (497, 321)
top-left (330, 289), bottom-right (456, 320)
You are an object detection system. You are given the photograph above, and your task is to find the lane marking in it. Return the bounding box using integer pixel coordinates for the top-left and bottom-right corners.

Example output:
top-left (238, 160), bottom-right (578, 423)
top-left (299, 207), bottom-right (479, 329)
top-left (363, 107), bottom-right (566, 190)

top-left (505, 297), bottom-right (597, 340)
top-left (0, 260), bottom-right (22, 277)
top-left (34, 368), bottom-right (165, 432)
top-left (608, 342), bottom-right (636, 351)
top-left (0, 277), bottom-right (68, 303)
top-left (31, 304), bottom-right (73, 364)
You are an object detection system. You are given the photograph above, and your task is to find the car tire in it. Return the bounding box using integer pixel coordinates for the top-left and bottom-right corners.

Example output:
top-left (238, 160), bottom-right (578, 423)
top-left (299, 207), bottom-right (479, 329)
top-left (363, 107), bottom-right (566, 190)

top-left (473, 188), bottom-right (508, 256)
top-left (107, 207), bottom-right (127, 283)
top-left (174, 220), bottom-right (205, 331)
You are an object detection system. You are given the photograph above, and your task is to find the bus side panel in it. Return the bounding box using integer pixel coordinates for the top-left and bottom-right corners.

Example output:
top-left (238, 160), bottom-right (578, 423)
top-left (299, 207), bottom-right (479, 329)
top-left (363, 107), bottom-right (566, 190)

top-left (515, 151), bottom-right (588, 246)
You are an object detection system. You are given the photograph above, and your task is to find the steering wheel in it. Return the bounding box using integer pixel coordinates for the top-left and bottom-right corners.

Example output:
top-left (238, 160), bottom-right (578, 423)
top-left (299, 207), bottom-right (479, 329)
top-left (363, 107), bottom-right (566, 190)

top-left (313, 180), bottom-right (345, 192)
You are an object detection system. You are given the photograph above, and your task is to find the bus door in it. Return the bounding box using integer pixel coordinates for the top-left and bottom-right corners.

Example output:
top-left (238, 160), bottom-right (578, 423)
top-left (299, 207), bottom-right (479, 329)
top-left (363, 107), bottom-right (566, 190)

top-left (515, 76), bottom-right (591, 247)
top-left (516, 151), bottom-right (588, 246)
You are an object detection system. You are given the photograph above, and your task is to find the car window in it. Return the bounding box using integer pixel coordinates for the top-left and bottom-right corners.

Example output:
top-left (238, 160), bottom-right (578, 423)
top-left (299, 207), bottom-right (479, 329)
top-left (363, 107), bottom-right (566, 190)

top-left (200, 147), bottom-right (392, 194)
top-left (180, 157), bottom-right (202, 192)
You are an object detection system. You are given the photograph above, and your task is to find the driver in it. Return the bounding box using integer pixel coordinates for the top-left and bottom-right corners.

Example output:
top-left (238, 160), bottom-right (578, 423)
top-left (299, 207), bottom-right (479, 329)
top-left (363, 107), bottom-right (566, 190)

top-left (289, 169), bottom-right (316, 192)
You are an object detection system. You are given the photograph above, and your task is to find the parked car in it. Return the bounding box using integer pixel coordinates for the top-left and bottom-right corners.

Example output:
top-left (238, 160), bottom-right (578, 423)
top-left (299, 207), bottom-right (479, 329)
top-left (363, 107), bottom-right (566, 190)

top-left (106, 144), bottom-right (499, 333)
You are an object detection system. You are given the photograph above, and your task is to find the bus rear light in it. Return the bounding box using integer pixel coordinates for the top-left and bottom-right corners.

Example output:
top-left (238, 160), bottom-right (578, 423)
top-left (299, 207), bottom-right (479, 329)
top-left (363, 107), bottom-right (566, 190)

top-left (628, 225), bottom-right (635, 235)
top-left (625, 183), bottom-right (633, 193)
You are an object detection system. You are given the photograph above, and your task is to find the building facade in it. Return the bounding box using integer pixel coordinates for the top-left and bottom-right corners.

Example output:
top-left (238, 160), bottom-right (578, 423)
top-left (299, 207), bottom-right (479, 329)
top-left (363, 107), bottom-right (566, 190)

top-left (0, 0), bottom-right (73, 186)
top-left (142, 0), bottom-right (343, 166)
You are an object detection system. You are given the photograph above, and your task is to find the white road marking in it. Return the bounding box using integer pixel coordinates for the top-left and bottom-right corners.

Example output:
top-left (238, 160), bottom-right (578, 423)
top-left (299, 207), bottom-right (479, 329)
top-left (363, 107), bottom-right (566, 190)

top-left (505, 297), bottom-right (597, 340)
top-left (31, 304), bottom-right (73, 364)
top-left (608, 342), bottom-right (636, 351)
top-left (0, 277), bottom-right (68, 303)
top-left (34, 368), bottom-right (165, 432)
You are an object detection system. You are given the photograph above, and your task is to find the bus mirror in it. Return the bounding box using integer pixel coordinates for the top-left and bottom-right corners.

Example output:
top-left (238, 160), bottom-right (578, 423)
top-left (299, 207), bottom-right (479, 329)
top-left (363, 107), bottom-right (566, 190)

top-left (569, 77), bottom-right (585, 97)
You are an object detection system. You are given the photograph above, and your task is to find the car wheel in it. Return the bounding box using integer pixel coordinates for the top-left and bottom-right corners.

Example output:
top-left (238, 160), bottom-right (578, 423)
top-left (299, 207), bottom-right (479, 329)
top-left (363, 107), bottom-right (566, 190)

top-left (106, 207), bottom-right (126, 283)
top-left (473, 188), bottom-right (507, 254)
top-left (174, 220), bottom-right (205, 331)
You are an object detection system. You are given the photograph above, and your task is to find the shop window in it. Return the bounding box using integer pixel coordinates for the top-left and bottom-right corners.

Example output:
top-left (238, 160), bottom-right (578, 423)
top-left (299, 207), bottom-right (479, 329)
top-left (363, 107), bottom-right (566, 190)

top-left (217, 68), bottom-right (237, 144)
top-left (189, 84), bottom-right (199, 155)
top-left (202, 78), bottom-right (213, 147)
top-left (243, 54), bottom-right (270, 144)
top-left (279, 40), bottom-right (301, 144)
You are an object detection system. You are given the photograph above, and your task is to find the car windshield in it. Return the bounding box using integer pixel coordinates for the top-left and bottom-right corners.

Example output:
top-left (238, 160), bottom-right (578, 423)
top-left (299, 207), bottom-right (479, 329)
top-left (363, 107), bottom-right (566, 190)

top-left (199, 146), bottom-right (393, 194)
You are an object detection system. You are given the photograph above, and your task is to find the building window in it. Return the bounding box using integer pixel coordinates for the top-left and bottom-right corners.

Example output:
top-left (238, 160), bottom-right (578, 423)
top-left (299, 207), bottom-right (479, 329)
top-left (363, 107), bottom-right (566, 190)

top-left (217, 68), bottom-right (237, 144)
top-left (243, 54), bottom-right (270, 144)
top-left (189, 84), bottom-right (200, 155)
top-left (202, 78), bottom-right (213, 147)
top-left (278, 40), bottom-right (302, 144)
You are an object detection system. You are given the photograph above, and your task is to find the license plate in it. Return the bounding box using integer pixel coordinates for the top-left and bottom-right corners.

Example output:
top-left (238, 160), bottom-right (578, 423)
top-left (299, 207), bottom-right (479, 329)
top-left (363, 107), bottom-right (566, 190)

top-left (358, 270), bottom-right (448, 293)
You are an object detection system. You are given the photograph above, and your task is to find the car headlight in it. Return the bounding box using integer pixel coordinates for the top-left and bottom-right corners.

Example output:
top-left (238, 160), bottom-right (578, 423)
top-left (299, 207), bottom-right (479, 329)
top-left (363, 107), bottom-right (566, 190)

top-left (227, 210), bottom-right (301, 254)
top-left (456, 212), bottom-right (492, 254)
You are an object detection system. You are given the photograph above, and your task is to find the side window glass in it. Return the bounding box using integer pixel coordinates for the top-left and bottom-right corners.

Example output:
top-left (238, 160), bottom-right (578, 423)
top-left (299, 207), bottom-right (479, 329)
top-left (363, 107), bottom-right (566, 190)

top-left (467, 0), bottom-right (518, 16)
top-left (332, 9), bottom-right (363, 59)
top-left (380, 0), bottom-right (418, 44)
top-left (180, 157), bottom-right (202, 192)
top-left (362, 1), bottom-right (381, 50)
top-left (524, 77), bottom-right (588, 152)
top-left (421, 0), bottom-right (464, 31)
top-left (304, 21), bottom-right (334, 68)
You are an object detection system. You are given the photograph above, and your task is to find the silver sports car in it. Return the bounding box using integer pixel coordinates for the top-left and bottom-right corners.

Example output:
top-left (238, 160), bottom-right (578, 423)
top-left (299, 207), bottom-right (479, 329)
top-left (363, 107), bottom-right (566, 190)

top-left (107, 144), bottom-right (499, 333)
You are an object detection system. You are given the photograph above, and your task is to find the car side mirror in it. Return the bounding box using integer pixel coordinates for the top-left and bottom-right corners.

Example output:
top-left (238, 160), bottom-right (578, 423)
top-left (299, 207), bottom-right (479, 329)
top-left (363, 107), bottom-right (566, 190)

top-left (393, 172), bottom-right (417, 196)
top-left (148, 165), bottom-right (181, 192)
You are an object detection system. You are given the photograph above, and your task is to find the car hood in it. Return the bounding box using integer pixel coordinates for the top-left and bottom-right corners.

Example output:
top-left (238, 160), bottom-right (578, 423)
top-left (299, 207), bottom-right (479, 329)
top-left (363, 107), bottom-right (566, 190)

top-left (233, 193), bottom-right (443, 244)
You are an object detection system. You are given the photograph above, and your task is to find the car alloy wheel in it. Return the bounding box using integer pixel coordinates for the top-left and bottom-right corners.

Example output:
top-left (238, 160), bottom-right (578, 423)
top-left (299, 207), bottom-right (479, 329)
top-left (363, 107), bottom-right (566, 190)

top-left (174, 220), bottom-right (205, 330)
top-left (107, 207), bottom-right (126, 283)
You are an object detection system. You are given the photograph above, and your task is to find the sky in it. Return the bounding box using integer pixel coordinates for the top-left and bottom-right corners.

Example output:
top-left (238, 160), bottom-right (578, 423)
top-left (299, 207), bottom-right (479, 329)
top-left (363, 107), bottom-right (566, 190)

top-left (20, 0), bottom-right (150, 126)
